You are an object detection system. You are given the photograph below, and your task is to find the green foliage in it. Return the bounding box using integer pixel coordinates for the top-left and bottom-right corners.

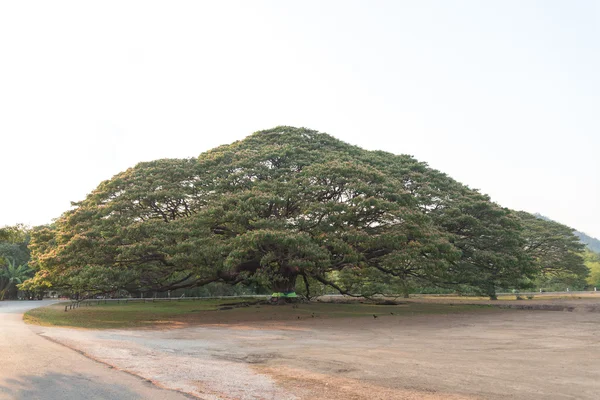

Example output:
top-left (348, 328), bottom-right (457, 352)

top-left (0, 224), bottom-right (32, 300)
top-left (0, 224), bottom-right (29, 243)
top-left (533, 213), bottom-right (600, 254)
top-left (0, 242), bottom-right (29, 268)
top-left (0, 258), bottom-right (33, 300)
top-left (0, 224), bottom-right (30, 266)
top-left (584, 250), bottom-right (600, 288)
top-left (534, 274), bottom-right (587, 292)
top-left (434, 194), bottom-right (533, 299)
top-left (25, 127), bottom-right (538, 299)
top-left (357, 150), bottom-right (533, 298)
top-left (517, 212), bottom-right (589, 290)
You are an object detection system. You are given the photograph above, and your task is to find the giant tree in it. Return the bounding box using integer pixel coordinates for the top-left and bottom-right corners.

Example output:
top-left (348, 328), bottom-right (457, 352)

top-left (27, 127), bottom-right (535, 299)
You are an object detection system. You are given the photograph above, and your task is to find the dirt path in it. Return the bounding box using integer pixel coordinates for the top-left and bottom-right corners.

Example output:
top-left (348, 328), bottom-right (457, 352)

top-left (0, 301), bottom-right (189, 400)
top-left (35, 306), bottom-right (600, 400)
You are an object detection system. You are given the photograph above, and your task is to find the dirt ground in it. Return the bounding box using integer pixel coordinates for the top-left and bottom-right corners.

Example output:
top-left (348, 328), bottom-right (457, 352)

top-left (33, 298), bottom-right (600, 400)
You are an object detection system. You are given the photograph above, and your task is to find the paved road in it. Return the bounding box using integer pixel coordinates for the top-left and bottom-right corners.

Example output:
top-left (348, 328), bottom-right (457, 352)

top-left (0, 301), bottom-right (190, 400)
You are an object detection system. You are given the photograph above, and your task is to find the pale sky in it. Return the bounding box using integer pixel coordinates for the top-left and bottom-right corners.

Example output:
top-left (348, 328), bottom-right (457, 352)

top-left (1, 1), bottom-right (599, 238)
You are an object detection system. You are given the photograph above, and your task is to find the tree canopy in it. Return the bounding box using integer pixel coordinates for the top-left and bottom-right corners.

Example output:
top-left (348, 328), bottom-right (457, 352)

top-left (516, 212), bottom-right (589, 291)
top-left (24, 127), bottom-right (588, 299)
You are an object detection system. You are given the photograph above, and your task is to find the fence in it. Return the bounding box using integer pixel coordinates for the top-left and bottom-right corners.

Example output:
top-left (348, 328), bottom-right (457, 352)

top-left (62, 294), bottom-right (268, 312)
top-left (412, 290), bottom-right (599, 297)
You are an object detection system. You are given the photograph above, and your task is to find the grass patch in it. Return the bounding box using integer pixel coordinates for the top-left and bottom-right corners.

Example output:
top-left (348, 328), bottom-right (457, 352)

top-left (24, 298), bottom-right (253, 329)
top-left (24, 298), bottom-right (496, 330)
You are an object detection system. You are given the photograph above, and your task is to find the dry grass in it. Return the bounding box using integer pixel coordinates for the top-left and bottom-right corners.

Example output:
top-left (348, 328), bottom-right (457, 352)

top-left (23, 298), bottom-right (494, 329)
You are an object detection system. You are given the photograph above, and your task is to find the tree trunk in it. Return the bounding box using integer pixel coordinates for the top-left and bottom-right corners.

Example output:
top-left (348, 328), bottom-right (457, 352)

top-left (400, 281), bottom-right (410, 299)
top-left (302, 274), bottom-right (312, 300)
top-left (272, 274), bottom-right (298, 294)
top-left (271, 271), bottom-right (299, 304)
top-left (7, 285), bottom-right (18, 300)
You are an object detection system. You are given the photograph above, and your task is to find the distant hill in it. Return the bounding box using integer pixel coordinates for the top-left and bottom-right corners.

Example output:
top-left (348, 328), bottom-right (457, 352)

top-left (534, 213), bottom-right (600, 254)
top-left (575, 231), bottom-right (600, 254)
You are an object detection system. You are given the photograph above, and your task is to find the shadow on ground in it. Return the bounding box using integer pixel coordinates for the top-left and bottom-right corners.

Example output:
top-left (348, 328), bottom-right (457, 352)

top-left (0, 372), bottom-right (148, 400)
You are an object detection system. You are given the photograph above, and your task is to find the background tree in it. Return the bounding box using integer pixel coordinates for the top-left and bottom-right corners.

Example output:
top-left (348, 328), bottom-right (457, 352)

top-left (0, 224), bottom-right (30, 266)
top-left (0, 259), bottom-right (32, 300)
top-left (0, 224), bottom-right (32, 300)
top-left (584, 250), bottom-right (600, 289)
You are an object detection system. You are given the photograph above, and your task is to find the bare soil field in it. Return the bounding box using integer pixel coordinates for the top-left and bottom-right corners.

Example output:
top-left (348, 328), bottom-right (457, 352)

top-left (404, 295), bottom-right (600, 312)
top-left (32, 298), bottom-right (600, 400)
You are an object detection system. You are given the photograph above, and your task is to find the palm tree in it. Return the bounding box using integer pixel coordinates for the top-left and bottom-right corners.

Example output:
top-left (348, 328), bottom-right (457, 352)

top-left (0, 258), bottom-right (32, 300)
